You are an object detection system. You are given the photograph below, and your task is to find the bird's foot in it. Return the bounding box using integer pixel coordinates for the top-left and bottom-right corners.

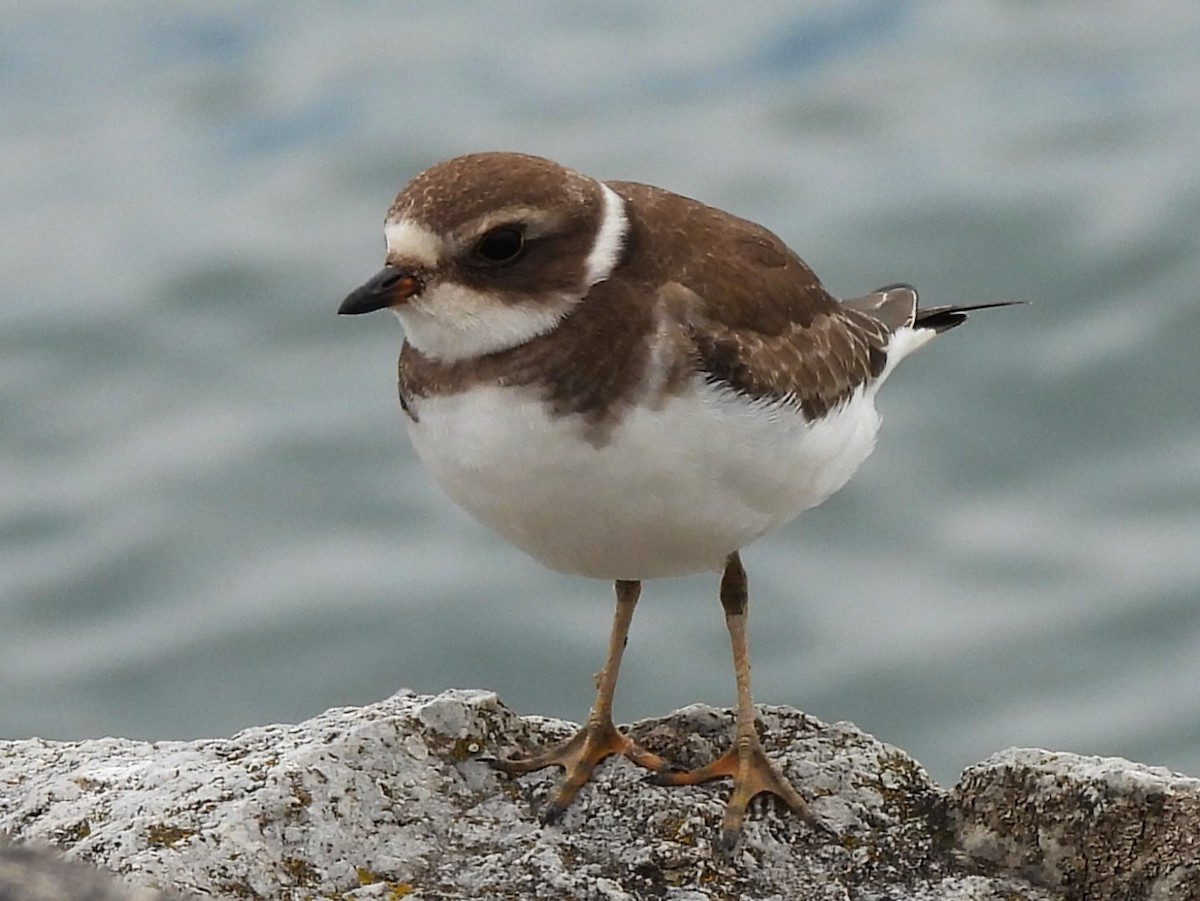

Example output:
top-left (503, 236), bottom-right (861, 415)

top-left (491, 717), bottom-right (675, 824)
top-left (649, 733), bottom-right (815, 854)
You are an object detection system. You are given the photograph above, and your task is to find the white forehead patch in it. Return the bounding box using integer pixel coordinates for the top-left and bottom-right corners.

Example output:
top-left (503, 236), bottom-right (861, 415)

top-left (584, 183), bottom-right (628, 286)
top-left (384, 218), bottom-right (443, 268)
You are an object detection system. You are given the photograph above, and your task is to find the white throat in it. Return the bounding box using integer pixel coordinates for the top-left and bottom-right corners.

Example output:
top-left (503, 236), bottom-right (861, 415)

top-left (393, 287), bottom-right (574, 363)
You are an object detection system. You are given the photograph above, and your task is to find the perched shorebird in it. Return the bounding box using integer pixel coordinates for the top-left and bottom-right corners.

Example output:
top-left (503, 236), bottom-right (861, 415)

top-left (338, 152), bottom-right (1011, 852)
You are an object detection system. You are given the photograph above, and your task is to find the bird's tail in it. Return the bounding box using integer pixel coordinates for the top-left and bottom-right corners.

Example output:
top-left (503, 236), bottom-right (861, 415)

top-left (843, 284), bottom-right (1021, 389)
top-left (913, 299), bottom-right (1023, 334)
top-left (844, 283), bottom-right (1021, 334)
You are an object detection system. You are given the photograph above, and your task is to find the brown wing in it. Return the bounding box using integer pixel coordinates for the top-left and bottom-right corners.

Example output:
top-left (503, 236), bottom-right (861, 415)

top-left (689, 306), bottom-right (892, 420)
top-left (609, 181), bottom-right (897, 421)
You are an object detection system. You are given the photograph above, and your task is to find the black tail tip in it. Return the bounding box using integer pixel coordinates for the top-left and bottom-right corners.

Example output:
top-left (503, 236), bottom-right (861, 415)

top-left (914, 300), bottom-right (1023, 333)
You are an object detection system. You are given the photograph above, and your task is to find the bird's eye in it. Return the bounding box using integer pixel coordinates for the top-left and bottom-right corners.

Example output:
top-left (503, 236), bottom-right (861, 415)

top-left (474, 227), bottom-right (525, 264)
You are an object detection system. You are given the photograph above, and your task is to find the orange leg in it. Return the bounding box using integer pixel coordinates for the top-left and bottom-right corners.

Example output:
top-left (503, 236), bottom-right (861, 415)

top-left (652, 552), bottom-right (815, 852)
top-left (491, 579), bottom-right (674, 822)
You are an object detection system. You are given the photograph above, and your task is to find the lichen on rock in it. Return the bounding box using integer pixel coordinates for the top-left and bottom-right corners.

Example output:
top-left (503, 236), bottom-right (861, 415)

top-left (0, 690), bottom-right (1194, 900)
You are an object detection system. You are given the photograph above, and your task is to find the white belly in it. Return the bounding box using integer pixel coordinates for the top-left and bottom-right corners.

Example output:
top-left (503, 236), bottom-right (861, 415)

top-left (405, 378), bottom-right (881, 580)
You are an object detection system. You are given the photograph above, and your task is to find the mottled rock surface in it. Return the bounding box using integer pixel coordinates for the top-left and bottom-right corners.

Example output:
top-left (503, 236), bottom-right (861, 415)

top-left (951, 748), bottom-right (1200, 900)
top-left (0, 690), bottom-right (1193, 900)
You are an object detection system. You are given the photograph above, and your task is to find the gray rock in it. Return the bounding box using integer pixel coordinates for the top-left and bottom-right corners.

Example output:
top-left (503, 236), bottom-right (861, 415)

top-left (0, 690), bottom-right (1191, 899)
top-left (950, 748), bottom-right (1200, 901)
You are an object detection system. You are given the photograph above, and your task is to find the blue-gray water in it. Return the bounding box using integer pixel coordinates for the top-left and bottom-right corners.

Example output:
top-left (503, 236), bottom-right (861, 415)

top-left (2, 2), bottom-right (1198, 788)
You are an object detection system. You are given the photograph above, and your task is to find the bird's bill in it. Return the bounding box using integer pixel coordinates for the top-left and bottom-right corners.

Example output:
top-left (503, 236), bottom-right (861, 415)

top-left (338, 267), bottom-right (421, 315)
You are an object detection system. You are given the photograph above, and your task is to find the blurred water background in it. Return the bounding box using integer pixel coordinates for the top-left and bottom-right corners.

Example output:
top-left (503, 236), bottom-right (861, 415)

top-left (2, 1), bottom-right (1198, 787)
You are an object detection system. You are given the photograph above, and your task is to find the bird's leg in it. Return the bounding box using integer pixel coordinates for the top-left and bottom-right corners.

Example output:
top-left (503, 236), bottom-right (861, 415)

top-left (652, 552), bottom-right (814, 852)
top-left (491, 578), bottom-right (674, 823)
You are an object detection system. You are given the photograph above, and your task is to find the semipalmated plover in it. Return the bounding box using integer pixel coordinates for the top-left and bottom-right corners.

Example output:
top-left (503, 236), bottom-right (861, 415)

top-left (339, 152), bottom-right (1012, 852)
